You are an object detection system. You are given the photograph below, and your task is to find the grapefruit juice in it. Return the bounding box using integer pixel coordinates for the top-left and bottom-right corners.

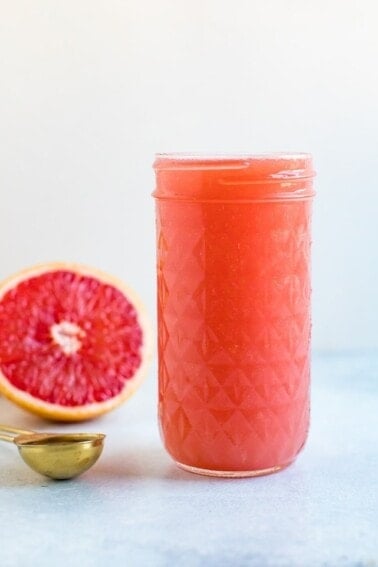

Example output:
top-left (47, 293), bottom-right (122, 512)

top-left (153, 153), bottom-right (315, 477)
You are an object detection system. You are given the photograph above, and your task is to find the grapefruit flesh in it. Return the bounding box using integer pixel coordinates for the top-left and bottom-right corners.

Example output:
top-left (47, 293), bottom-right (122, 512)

top-left (0, 264), bottom-right (151, 421)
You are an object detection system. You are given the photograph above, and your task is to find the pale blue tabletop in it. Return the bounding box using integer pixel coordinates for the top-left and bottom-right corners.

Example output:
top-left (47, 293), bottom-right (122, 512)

top-left (0, 353), bottom-right (377, 567)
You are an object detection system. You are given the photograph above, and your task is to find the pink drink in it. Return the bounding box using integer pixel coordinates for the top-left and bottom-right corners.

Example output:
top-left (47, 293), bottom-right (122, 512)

top-left (153, 153), bottom-right (315, 476)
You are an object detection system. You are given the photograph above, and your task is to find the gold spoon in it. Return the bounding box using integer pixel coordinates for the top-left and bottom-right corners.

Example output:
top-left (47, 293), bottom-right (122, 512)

top-left (0, 424), bottom-right (105, 480)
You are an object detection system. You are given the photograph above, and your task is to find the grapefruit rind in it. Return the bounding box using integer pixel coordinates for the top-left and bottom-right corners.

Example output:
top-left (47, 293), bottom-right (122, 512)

top-left (0, 262), bottom-right (152, 422)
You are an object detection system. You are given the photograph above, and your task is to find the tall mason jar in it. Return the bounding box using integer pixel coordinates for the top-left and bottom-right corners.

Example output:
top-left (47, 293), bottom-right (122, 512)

top-left (153, 153), bottom-right (315, 477)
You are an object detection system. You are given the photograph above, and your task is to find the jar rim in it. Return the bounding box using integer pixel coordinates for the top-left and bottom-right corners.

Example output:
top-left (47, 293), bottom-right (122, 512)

top-left (153, 152), bottom-right (315, 180)
top-left (155, 151), bottom-right (311, 160)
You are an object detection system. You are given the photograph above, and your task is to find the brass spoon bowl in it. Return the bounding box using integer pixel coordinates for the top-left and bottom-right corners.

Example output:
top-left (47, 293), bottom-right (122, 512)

top-left (0, 425), bottom-right (105, 480)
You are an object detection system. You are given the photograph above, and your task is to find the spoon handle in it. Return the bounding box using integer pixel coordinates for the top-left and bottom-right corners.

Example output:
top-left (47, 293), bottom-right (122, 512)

top-left (0, 432), bottom-right (16, 443)
top-left (0, 424), bottom-right (33, 443)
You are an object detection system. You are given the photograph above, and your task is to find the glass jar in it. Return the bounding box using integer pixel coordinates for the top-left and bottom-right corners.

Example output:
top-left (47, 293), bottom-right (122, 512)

top-left (153, 153), bottom-right (315, 477)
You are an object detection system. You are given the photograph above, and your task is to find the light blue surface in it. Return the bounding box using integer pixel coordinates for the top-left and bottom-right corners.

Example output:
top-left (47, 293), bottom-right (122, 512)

top-left (0, 353), bottom-right (377, 567)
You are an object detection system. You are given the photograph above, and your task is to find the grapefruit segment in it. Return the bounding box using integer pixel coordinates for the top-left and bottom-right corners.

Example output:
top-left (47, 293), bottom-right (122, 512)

top-left (0, 263), bottom-right (151, 421)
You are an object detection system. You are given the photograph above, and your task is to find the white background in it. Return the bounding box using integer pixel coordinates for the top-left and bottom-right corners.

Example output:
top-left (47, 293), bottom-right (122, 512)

top-left (1, 0), bottom-right (377, 351)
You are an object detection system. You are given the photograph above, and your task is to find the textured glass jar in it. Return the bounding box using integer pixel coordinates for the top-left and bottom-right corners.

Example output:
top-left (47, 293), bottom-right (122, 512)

top-left (153, 153), bottom-right (315, 477)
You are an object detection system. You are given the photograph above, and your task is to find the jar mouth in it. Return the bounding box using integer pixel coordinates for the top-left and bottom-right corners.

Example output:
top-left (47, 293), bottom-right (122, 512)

top-left (153, 152), bottom-right (315, 201)
top-left (153, 152), bottom-right (315, 180)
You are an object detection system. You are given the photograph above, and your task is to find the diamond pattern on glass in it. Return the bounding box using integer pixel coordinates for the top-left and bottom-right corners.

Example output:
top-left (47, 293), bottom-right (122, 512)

top-left (156, 200), bottom-right (312, 471)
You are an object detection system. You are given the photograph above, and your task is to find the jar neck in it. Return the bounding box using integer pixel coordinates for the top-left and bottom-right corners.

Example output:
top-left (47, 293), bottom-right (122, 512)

top-left (153, 153), bottom-right (315, 202)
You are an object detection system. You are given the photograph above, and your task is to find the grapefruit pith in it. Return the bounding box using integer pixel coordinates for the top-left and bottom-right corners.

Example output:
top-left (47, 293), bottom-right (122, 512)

top-left (0, 263), bottom-right (151, 421)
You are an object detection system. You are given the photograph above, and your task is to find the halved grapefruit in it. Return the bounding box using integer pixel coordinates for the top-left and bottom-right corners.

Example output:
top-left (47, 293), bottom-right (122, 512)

top-left (0, 263), bottom-right (151, 421)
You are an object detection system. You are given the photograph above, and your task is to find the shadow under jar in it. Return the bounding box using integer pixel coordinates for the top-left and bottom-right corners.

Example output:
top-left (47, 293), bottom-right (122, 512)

top-left (153, 153), bottom-right (315, 477)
